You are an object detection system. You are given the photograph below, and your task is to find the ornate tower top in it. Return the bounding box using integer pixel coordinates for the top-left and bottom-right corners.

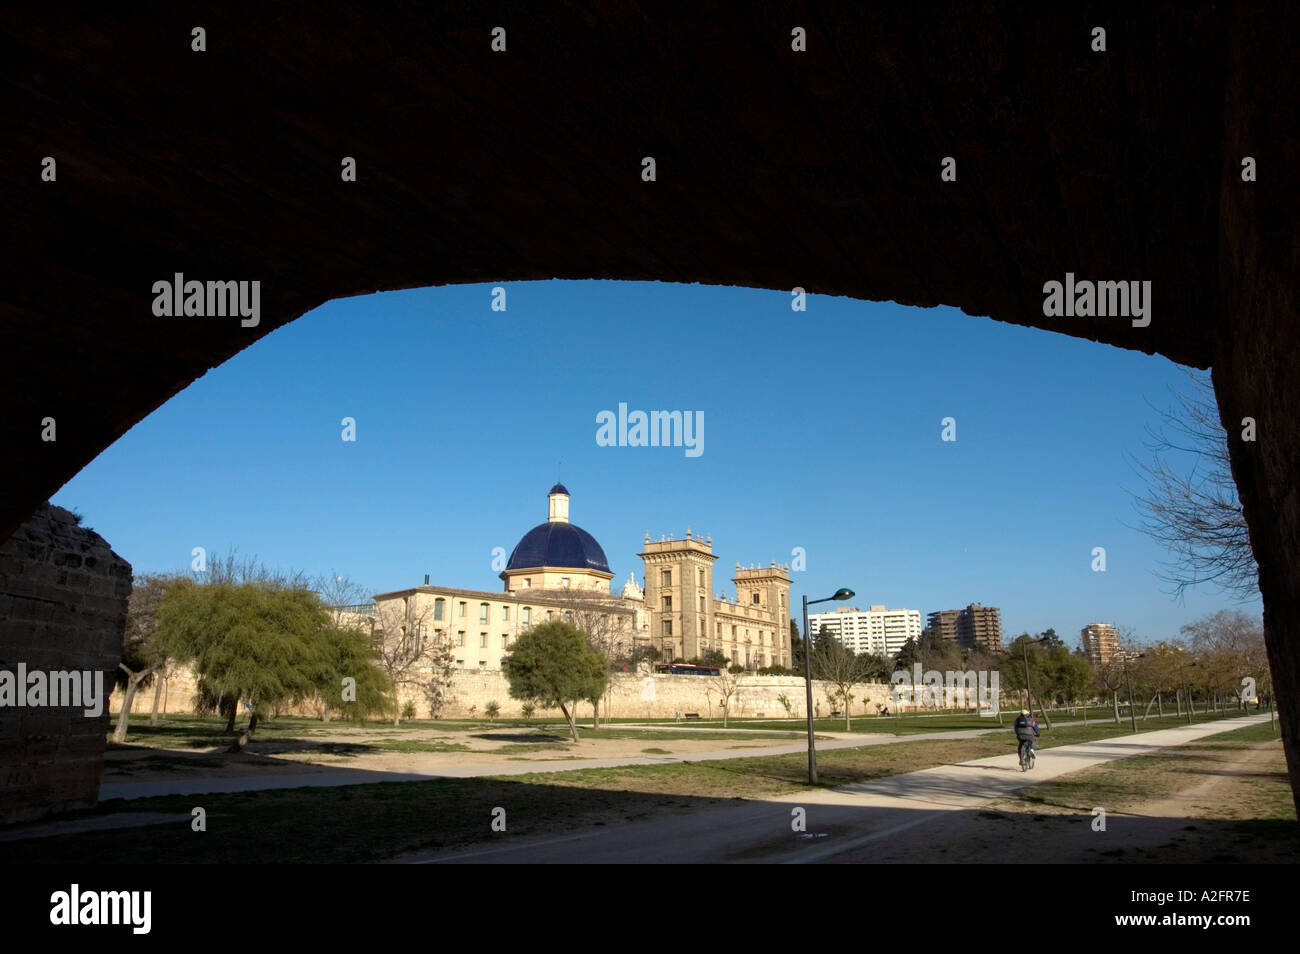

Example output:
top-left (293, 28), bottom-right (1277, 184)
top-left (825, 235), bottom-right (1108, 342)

top-left (547, 483), bottom-right (570, 523)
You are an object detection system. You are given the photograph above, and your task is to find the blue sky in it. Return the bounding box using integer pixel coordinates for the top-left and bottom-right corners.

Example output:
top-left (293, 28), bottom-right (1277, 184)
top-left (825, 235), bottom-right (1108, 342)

top-left (52, 280), bottom-right (1261, 649)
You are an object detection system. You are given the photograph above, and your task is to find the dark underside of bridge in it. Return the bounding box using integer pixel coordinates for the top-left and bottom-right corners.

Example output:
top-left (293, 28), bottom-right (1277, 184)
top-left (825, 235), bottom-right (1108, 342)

top-left (3, 3), bottom-right (1300, 815)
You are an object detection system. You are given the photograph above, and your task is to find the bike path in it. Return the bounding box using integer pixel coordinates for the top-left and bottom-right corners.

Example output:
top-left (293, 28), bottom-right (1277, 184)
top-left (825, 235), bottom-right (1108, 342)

top-left (402, 713), bottom-right (1270, 864)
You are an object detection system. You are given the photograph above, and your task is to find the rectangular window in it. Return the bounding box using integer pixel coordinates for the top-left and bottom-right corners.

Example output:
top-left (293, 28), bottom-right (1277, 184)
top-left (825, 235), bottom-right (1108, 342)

top-left (434, 599), bottom-right (445, 621)
top-left (458, 602), bottom-right (466, 618)
top-left (523, 578), bottom-right (531, 588)
top-left (457, 631), bottom-right (465, 646)
top-left (662, 595), bottom-right (672, 611)
top-left (561, 577), bottom-right (570, 588)
top-left (502, 605), bottom-right (510, 621)
top-left (698, 569), bottom-right (705, 586)
top-left (501, 635), bottom-right (508, 649)
top-left (480, 632), bottom-right (487, 648)
top-left (662, 570), bottom-right (672, 586)
top-left (522, 607), bottom-right (531, 626)
top-left (752, 592), bottom-right (760, 604)
top-left (479, 604), bottom-right (488, 624)
top-left (699, 596), bottom-right (705, 612)
top-left (663, 620), bottom-right (673, 636)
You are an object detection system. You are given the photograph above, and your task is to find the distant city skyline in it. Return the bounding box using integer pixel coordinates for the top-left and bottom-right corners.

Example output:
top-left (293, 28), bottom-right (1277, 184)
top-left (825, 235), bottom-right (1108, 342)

top-left (50, 280), bottom-right (1262, 651)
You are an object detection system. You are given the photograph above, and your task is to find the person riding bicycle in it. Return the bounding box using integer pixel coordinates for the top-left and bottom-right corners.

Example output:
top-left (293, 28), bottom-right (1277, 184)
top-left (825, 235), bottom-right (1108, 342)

top-left (1014, 708), bottom-right (1040, 764)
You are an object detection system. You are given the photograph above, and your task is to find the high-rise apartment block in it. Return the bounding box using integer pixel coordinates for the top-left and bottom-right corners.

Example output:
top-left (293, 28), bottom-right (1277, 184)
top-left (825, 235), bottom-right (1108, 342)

top-left (808, 604), bottom-right (922, 657)
top-left (1081, 622), bottom-right (1119, 667)
top-left (927, 604), bottom-right (1003, 651)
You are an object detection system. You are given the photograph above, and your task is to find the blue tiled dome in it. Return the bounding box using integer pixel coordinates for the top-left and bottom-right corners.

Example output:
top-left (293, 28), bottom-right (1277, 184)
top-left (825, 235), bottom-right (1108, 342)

top-left (505, 521), bottom-right (611, 574)
top-left (549, 482), bottom-right (569, 496)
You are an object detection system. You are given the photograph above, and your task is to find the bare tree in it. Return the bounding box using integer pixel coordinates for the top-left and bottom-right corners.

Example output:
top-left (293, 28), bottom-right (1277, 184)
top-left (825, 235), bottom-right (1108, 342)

top-left (813, 637), bottom-right (876, 730)
top-left (710, 668), bottom-right (745, 726)
top-left (1130, 369), bottom-right (1258, 601)
top-left (1181, 610), bottom-right (1268, 712)
top-left (373, 599), bottom-right (447, 726)
top-left (111, 574), bottom-right (188, 743)
top-left (313, 570), bottom-right (373, 624)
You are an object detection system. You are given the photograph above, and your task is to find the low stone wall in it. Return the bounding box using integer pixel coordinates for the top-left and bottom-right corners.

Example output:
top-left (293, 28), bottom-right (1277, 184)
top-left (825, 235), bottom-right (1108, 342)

top-left (0, 505), bottom-right (131, 825)
top-left (111, 664), bottom-right (899, 721)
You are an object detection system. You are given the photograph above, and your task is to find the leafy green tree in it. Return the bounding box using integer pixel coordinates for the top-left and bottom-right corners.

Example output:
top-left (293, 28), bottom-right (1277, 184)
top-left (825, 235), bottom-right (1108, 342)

top-left (856, 652), bottom-right (893, 683)
top-left (1037, 628), bottom-right (1064, 651)
top-left (502, 621), bottom-right (608, 742)
top-left (156, 582), bottom-right (327, 735)
top-left (310, 620), bottom-right (391, 723)
top-left (1051, 650), bottom-right (1096, 710)
top-left (698, 648), bottom-right (728, 668)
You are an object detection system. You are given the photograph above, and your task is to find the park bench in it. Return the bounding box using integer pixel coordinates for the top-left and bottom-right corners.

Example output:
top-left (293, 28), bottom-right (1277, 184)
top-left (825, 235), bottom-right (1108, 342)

top-left (683, 712), bottom-right (701, 719)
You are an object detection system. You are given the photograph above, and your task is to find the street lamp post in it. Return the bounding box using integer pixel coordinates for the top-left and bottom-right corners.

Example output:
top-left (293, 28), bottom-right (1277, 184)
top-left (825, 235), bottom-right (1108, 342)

top-left (1021, 636), bottom-right (1054, 730)
top-left (802, 588), bottom-right (855, 785)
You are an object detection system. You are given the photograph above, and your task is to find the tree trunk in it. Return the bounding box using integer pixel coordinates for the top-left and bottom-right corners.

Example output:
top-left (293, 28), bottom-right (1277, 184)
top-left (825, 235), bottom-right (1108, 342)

top-left (559, 702), bottom-right (578, 742)
top-left (112, 663), bottom-right (159, 743)
top-left (844, 695), bottom-right (851, 732)
top-left (1157, 691), bottom-right (1164, 719)
top-left (592, 698), bottom-right (600, 730)
top-left (248, 712), bottom-right (259, 735)
top-left (224, 697), bottom-right (237, 733)
top-left (112, 677), bottom-right (141, 743)
top-left (1112, 691), bottom-right (1120, 725)
top-left (149, 673), bottom-right (165, 726)
top-left (1176, 689), bottom-right (1182, 718)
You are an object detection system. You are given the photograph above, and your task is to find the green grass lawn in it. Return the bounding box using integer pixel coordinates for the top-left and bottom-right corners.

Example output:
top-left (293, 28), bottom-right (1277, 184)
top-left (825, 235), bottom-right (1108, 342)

top-left (23, 706), bottom-right (1271, 865)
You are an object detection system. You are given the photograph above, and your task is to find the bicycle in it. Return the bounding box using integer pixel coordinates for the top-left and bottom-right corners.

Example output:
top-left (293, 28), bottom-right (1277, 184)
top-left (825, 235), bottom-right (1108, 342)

top-left (1018, 739), bottom-right (1036, 771)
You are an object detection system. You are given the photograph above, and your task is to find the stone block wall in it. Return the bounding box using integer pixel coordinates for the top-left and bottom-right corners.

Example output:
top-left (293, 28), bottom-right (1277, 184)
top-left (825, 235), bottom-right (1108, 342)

top-left (112, 663), bottom-right (899, 722)
top-left (0, 504), bottom-right (131, 825)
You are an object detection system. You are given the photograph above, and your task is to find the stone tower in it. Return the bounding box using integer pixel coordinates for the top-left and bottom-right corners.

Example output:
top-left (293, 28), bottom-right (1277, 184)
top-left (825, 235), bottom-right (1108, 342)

top-left (733, 562), bottom-right (793, 665)
top-left (638, 529), bottom-right (717, 661)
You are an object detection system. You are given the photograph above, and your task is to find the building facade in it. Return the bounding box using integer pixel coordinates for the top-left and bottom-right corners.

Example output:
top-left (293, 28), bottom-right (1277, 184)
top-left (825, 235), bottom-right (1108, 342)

top-left (927, 609), bottom-right (961, 643)
top-left (372, 484), bottom-right (793, 670)
top-left (928, 604), bottom-right (1003, 651)
top-left (809, 605), bottom-right (923, 657)
top-left (1081, 622), bottom-right (1119, 667)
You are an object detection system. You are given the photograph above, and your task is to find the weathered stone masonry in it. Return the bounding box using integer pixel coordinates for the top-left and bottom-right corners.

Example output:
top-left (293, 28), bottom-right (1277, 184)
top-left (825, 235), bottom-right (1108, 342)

top-left (0, 505), bottom-right (131, 825)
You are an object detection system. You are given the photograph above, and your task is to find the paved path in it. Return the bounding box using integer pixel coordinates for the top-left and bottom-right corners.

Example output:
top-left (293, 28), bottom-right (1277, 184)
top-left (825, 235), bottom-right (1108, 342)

top-left (399, 713), bottom-right (1270, 864)
top-left (97, 713), bottom-right (1247, 801)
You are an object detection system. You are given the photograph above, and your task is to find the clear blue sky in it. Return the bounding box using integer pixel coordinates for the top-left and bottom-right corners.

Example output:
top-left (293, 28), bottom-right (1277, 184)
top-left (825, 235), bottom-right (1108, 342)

top-left (52, 280), bottom-right (1261, 650)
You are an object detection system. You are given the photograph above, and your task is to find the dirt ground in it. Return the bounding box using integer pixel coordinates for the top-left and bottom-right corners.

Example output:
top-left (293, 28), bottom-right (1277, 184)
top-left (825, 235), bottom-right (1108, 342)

top-left (829, 739), bottom-right (1297, 863)
top-left (102, 724), bottom-right (824, 782)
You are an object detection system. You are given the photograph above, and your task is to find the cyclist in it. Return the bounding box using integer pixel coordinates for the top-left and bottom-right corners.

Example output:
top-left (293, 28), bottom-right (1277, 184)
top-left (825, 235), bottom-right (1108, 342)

top-left (1013, 708), bottom-right (1040, 766)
